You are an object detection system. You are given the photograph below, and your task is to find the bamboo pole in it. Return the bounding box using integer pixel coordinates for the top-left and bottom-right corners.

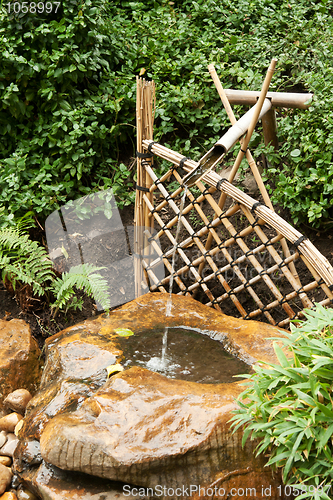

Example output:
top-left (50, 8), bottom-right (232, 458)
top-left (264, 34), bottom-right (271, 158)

top-left (261, 108), bottom-right (279, 150)
top-left (195, 61), bottom-right (277, 287)
top-left (134, 78), bottom-right (155, 297)
top-left (223, 89), bottom-right (313, 109)
top-left (206, 63), bottom-right (302, 290)
top-left (134, 77), bottom-right (144, 297)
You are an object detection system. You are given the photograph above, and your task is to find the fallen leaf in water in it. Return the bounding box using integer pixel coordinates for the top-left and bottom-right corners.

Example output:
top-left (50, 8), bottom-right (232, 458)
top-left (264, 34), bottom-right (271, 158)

top-left (114, 328), bottom-right (134, 337)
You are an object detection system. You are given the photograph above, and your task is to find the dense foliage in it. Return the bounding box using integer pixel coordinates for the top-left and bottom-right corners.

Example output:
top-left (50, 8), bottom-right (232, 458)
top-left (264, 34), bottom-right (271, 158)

top-left (231, 305), bottom-right (333, 500)
top-left (1, 0), bottom-right (333, 226)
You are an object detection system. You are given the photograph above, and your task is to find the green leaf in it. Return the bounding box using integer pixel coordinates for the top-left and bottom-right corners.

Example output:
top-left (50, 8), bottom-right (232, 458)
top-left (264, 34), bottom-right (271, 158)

top-left (290, 149), bottom-right (301, 158)
top-left (316, 402), bottom-right (333, 418)
top-left (273, 342), bottom-right (291, 368)
top-left (114, 328), bottom-right (134, 337)
top-left (283, 431), bottom-right (305, 482)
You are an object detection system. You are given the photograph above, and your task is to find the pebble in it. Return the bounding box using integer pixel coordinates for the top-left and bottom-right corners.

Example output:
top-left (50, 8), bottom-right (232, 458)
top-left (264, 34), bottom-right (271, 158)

top-left (16, 487), bottom-right (38, 500)
top-left (13, 421), bottom-right (23, 439)
top-left (10, 476), bottom-right (19, 490)
top-left (0, 493), bottom-right (18, 500)
top-left (0, 463), bottom-right (12, 495)
top-left (0, 458), bottom-right (11, 468)
top-left (0, 415), bottom-right (23, 434)
top-left (3, 391), bottom-right (32, 415)
top-left (0, 434), bottom-right (6, 450)
top-left (0, 434), bottom-right (18, 458)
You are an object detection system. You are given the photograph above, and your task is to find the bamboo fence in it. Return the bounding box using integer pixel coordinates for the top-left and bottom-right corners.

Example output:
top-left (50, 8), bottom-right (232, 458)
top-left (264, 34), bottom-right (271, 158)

top-left (135, 72), bottom-right (333, 328)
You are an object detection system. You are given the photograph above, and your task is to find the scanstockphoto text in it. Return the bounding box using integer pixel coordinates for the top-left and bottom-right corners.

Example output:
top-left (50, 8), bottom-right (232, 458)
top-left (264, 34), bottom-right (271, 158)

top-left (123, 483), bottom-right (328, 497)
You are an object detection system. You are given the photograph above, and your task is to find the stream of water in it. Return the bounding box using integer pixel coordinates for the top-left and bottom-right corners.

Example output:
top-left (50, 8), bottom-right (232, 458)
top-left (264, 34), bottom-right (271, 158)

top-left (148, 187), bottom-right (188, 371)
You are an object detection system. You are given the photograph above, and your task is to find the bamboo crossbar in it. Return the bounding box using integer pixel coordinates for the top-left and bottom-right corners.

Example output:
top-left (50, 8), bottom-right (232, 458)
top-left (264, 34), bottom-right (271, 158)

top-left (224, 89), bottom-right (313, 109)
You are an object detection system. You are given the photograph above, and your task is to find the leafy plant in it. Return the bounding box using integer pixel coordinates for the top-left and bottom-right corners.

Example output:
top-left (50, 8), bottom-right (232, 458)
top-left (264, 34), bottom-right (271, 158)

top-left (1, 0), bottom-right (333, 227)
top-left (51, 263), bottom-right (110, 316)
top-left (230, 304), bottom-right (333, 499)
top-left (0, 223), bottom-right (110, 315)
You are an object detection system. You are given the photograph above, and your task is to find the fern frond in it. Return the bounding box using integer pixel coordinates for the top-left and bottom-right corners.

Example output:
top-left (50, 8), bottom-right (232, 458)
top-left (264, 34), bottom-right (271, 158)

top-left (0, 226), bottom-right (55, 297)
top-left (51, 263), bottom-right (111, 313)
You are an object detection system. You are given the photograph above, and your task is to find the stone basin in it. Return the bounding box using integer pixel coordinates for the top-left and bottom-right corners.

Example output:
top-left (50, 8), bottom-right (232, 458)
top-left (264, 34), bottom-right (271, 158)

top-left (14, 293), bottom-right (288, 499)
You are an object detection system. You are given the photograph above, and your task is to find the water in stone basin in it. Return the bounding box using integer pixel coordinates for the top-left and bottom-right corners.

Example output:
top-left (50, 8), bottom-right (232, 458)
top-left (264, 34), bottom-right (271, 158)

top-left (116, 327), bottom-right (251, 384)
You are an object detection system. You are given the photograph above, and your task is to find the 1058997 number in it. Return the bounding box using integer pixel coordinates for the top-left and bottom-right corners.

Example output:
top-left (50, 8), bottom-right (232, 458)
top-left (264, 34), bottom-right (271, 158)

top-left (5, 2), bottom-right (61, 13)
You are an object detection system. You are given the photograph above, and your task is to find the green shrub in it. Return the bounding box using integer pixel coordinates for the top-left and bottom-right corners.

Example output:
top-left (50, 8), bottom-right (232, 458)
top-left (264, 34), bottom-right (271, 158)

top-left (231, 305), bottom-right (333, 499)
top-left (0, 0), bottom-right (135, 219)
top-left (1, 0), bottom-right (333, 227)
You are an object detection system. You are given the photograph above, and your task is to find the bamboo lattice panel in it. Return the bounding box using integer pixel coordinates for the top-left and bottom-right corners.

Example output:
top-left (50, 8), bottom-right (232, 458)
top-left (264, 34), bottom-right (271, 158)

top-left (138, 151), bottom-right (333, 328)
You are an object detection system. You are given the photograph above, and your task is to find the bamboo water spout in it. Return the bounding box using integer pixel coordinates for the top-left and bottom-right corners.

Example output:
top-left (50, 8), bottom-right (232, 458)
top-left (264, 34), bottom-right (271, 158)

top-left (181, 96), bottom-right (272, 187)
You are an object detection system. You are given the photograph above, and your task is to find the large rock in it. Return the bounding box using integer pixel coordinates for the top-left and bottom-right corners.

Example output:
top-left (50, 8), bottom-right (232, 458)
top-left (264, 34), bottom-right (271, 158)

top-left (17, 461), bottom-right (140, 500)
top-left (14, 293), bottom-right (288, 499)
top-left (40, 366), bottom-right (274, 495)
top-left (0, 320), bottom-right (42, 414)
top-left (15, 322), bottom-right (123, 445)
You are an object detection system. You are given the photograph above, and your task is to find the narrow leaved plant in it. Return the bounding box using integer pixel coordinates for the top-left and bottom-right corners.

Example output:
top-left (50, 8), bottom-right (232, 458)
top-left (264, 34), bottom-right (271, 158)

top-left (230, 304), bottom-right (333, 500)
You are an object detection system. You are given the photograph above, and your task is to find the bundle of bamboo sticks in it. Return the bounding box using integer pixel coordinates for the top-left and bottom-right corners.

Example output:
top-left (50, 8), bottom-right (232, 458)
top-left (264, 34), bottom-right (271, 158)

top-left (134, 77), bottom-right (155, 297)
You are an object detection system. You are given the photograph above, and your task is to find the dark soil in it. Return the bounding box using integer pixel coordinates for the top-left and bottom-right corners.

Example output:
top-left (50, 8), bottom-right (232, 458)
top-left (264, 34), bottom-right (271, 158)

top-left (0, 206), bottom-right (135, 352)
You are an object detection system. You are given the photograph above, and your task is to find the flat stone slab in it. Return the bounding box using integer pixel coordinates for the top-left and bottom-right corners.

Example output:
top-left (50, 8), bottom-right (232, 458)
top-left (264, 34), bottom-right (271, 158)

top-left (40, 366), bottom-right (246, 488)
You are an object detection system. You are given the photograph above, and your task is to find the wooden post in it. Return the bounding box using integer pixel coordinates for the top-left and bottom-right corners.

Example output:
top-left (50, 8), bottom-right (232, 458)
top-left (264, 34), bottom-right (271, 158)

top-left (262, 108), bottom-right (279, 150)
top-left (135, 78), bottom-right (155, 297)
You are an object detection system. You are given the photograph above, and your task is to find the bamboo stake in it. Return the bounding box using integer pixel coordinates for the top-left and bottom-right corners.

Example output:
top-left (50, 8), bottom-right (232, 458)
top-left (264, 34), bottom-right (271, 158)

top-left (261, 108), bottom-right (279, 150)
top-left (134, 77), bottom-right (144, 297)
top-left (218, 58), bottom-right (277, 210)
top-left (135, 78), bottom-right (155, 297)
top-left (206, 63), bottom-right (302, 289)
top-left (195, 61), bottom-right (276, 290)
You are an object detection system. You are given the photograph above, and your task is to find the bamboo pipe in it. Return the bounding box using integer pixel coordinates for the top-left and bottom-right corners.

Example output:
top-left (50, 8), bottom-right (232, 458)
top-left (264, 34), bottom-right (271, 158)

top-left (223, 89), bottom-right (313, 109)
top-left (213, 98), bottom-right (271, 153)
top-left (181, 98), bottom-right (271, 187)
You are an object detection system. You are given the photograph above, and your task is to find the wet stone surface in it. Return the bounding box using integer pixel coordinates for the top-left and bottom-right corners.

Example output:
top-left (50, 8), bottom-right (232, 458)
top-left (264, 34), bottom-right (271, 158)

top-left (12, 294), bottom-right (289, 499)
